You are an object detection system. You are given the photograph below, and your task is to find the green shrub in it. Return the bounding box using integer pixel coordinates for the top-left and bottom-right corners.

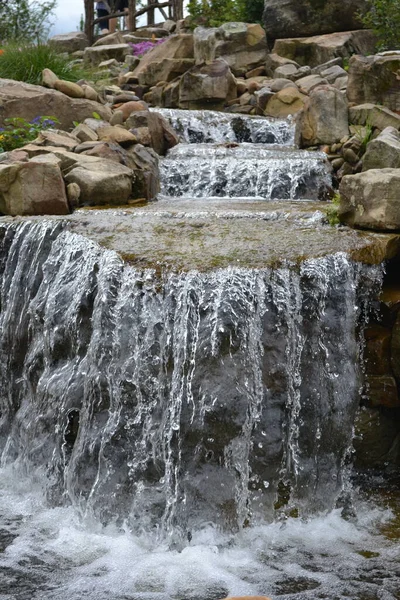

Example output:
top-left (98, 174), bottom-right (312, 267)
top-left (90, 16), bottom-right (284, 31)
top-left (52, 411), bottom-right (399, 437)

top-left (361, 0), bottom-right (400, 51)
top-left (0, 43), bottom-right (89, 85)
top-left (0, 116), bottom-right (59, 152)
top-left (188, 0), bottom-right (264, 27)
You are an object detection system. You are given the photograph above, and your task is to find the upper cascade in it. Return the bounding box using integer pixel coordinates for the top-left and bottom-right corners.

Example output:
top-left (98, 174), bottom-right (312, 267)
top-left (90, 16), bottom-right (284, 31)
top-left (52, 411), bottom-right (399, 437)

top-left (153, 108), bottom-right (295, 146)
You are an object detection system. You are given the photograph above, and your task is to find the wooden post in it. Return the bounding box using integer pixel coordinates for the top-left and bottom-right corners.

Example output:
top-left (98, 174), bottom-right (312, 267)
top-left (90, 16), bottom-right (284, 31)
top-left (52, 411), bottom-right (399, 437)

top-left (84, 0), bottom-right (94, 45)
top-left (128, 0), bottom-right (136, 30)
top-left (148, 0), bottom-right (156, 25)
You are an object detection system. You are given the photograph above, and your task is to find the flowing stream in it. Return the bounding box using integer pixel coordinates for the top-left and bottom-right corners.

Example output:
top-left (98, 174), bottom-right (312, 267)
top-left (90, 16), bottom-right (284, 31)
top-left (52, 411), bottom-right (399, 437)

top-left (0, 110), bottom-right (398, 600)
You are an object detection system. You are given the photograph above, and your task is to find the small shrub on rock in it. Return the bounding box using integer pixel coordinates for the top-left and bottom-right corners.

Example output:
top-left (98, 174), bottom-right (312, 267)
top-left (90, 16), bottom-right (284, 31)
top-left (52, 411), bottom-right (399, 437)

top-left (0, 116), bottom-right (59, 152)
top-left (361, 0), bottom-right (400, 50)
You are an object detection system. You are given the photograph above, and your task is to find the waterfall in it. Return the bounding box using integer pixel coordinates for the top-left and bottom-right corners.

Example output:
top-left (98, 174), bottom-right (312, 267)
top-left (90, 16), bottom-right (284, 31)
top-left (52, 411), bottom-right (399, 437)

top-left (0, 221), bottom-right (382, 538)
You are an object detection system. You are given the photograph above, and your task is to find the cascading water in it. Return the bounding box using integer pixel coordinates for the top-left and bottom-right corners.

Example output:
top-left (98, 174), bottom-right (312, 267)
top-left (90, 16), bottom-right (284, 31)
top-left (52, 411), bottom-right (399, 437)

top-left (0, 110), bottom-right (399, 600)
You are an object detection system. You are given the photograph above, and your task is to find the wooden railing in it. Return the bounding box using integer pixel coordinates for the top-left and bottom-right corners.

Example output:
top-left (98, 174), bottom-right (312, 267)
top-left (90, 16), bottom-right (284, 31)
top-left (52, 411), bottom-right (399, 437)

top-left (84, 0), bottom-right (184, 44)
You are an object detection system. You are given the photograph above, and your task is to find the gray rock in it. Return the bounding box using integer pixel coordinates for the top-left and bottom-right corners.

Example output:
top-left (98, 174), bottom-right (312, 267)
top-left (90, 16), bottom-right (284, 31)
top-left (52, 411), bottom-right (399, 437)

top-left (194, 23), bottom-right (268, 76)
top-left (273, 30), bottom-right (376, 68)
top-left (273, 63), bottom-right (298, 78)
top-left (269, 78), bottom-right (297, 92)
top-left (263, 0), bottom-right (368, 39)
top-left (320, 65), bottom-right (348, 84)
top-left (48, 32), bottom-right (89, 53)
top-left (339, 169), bottom-right (400, 231)
top-left (179, 59), bottom-right (237, 110)
top-left (349, 104), bottom-right (400, 132)
top-left (299, 85), bottom-right (349, 146)
top-left (0, 161), bottom-right (69, 215)
top-left (265, 53), bottom-right (299, 77)
top-left (84, 44), bottom-right (133, 67)
top-left (362, 127), bottom-right (400, 171)
top-left (348, 54), bottom-right (400, 113)
top-left (296, 74), bottom-right (328, 94)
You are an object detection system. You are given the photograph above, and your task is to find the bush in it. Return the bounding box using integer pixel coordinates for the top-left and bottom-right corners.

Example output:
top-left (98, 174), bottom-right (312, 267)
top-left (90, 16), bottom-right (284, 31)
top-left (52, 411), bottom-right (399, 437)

top-left (188, 0), bottom-right (264, 27)
top-left (0, 116), bottom-right (59, 152)
top-left (0, 0), bottom-right (56, 43)
top-left (0, 43), bottom-right (89, 85)
top-left (361, 0), bottom-right (400, 51)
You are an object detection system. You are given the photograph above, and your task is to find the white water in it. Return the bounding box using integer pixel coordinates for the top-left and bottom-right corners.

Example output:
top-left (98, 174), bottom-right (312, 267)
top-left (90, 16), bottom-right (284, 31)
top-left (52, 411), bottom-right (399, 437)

top-left (0, 464), bottom-right (399, 600)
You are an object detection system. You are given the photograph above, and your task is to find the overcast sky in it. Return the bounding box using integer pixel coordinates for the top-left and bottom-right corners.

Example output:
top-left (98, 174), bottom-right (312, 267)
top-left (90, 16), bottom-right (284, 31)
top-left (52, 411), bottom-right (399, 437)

top-left (50, 1), bottom-right (188, 36)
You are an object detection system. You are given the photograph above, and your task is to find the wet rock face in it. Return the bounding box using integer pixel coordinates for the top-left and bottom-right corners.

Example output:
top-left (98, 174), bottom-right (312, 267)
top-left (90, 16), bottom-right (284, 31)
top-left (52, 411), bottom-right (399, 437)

top-left (263, 0), bottom-right (368, 40)
top-left (179, 59), bottom-right (237, 110)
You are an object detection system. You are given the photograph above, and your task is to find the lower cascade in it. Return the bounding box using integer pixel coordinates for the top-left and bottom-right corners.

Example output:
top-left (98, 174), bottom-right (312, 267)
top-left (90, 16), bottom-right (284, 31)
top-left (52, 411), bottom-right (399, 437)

top-left (0, 109), bottom-right (399, 600)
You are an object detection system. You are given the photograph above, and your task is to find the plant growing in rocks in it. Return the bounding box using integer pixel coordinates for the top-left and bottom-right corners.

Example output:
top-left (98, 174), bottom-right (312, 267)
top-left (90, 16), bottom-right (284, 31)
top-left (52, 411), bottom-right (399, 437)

top-left (361, 0), bottom-right (400, 50)
top-left (0, 43), bottom-right (89, 85)
top-left (0, 0), bottom-right (56, 43)
top-left (129, 39), bottom-right (165, 57)
top-left (0, 116), bottom-right (59, 152)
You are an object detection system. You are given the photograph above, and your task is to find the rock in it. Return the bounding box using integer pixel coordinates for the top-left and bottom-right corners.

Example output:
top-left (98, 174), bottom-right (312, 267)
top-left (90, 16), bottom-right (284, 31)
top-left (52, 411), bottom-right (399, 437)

top-left (66, 182), bottom-right (81, 208)
top-left (320, 64), bottom-right (348, 84)
top-left (64, 157), bottom-right (133, 206)
top-left (137, 58), bottom-right (195, 87)
top-left (81, 142), bottom-right (126, 164)
top-left (125, 55), bottom-right (140, 70)
top-left (126, 110), bottom-right (179, 155)
top-left (265, 86), bottom-right (307, 118)
top-left (299, 85), bottom-right (349, 146)
top-left (54, 79), bottom-right (85, 99)
top-left (179, 59), bottom-right (237, 110)
top-left (311, 57), bottom-right (343, 74)
top-left (0, 79), bottom-right (112, 131)
top-left (273, 63), bottom-right (298, 79)
top-left (343, 148), bottom-right (359, 165)
top-left (365, 375), bottom-right (400, 408)
top-left (125, 143), bottom-right (160, 200)
top-left (273, 30), bottom-right (376, 68)
top-left (194, 23), bottom-right (268, 77)
top-left (255, 88), bottom-right (275, 111)
top-left (347, 54), bottom-right (400, 113)
top-left (131, 34), bottom-right (194, 82)
top-left (41, 68), bottom-right (59, 89)
top-left (33, 129), bottom-right (79, 151)
top-left (269, 78), bottom-right (297, 92)
top-left (339, 169), bottom-right (400, 231)
top-left (290, 65), bottom-right (312, 80)
top-left (263, 0), bottom-right (368, 39)
top-left (349, 104), bottom-right (400, 132)
top-left (392, 311), bottom-right (400, 380)
top-left (110, 111), bottom-right (125, 126)
top-left (81, 84), bottom-right (99, 101)
top-left (163, 80), bottom-right (180, 108)
top-left (84, 44), bottom-right (133, 67)
top-left (362, 127), bottom-right (400, 171)
top-left (163, 19), bottom-right (177, 33)
top-left (93, 32), bottom-right (125, 47)
top-left (98, 58), bottom-right (120, 69)
top-left (129, 126), bottom-right (152, 146)
top-left (0, 161), bottom-right (69, 215)
top-left (112, 92), bottom-right (140, 104)
top-left (364, 325), bottom-right (392, 376)
top-left (48, 32), bottom-right (89, 53)
top-left (265, 53), bottom-right (299, 77)
top-left (296, 74), bottom-right (328, 94)
top-left (97, 125), bottom-right (137, 146)
top-left (245, 66), bottom-right (266, 78)
top-left (118, 100), bottom-right (148, 121)
top-left (129, 27), bottom-right (169, 38)
top-left (83, 118), bottom-right (111, 132)
top-left (71, 123), bottom-right (99, 143)
top-left (354, 406), bottom-right (400, 468)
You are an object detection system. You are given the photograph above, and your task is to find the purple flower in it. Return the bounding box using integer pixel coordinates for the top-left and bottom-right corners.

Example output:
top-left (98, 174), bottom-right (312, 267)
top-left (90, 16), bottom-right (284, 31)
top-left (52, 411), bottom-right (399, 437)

top-left (129, 38), bottom-right (165, 57)
top-left (30, 116), bottom-right (42, 124)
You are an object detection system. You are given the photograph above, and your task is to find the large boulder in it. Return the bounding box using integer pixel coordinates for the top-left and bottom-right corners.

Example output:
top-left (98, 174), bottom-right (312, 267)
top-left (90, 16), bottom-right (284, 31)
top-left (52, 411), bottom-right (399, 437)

top-left (264, 86), bottom-right (307, 118)
top-left (0, 161), bottom-right (69, 216)
top-left (179, 59), bottom-right (237, 110)
top-left (48, 32), bottom-right (89, 53)
top-left (126, 110), bottom-right (179, 155)
top-left (362, 127), bottom-right (400, 171)
top-left (263, 0), bottom-right (368, 40)
top-left (194, 23), bottom-right (268, 76)
top-left (83, 44), bottom-right (133, 66)
top-left (299, 85), bottom-right (349, 146)
top-left (131, 34), bottom-right (194, 82)
top-left (64, 156), bottom-right (134, 206)
top-left (137, 58), bottom-right (195, 87)
top-left (349, 104), bottom-right (400, 132)
top-left (347, 54), bottom-right (400, 113)
top-left (272, 30), bottom-right (376, 68)
top-left (0, 79), bottom-right (111, 131)
top-left (339, 169), bottom-right (400, 231)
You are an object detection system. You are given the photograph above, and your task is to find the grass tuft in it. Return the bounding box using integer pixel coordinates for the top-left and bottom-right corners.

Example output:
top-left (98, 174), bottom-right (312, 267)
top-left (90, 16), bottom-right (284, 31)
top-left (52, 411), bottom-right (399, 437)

top-left (0, 42), bottom-right (90, 85)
